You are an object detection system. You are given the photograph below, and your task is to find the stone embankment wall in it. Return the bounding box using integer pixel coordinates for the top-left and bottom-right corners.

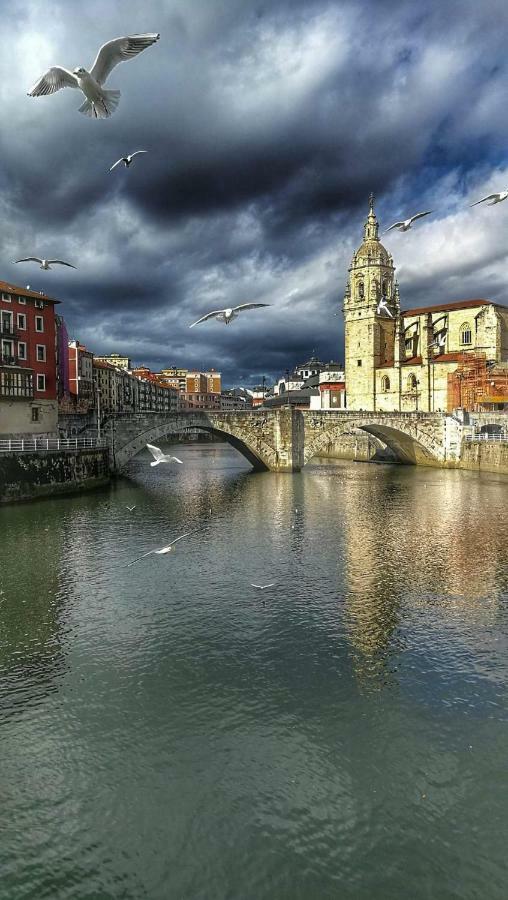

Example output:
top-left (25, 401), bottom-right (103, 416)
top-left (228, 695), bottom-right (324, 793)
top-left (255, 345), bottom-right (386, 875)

top-left (459, 441), bottom-right (508, 475)
top-left (0, 449), bottom-right (111, 503)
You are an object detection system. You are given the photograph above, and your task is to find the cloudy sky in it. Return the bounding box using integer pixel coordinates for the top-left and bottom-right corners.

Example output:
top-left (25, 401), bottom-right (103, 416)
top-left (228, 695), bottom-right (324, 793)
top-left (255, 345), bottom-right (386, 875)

top-left (1, 0), bottom-right (507, 385)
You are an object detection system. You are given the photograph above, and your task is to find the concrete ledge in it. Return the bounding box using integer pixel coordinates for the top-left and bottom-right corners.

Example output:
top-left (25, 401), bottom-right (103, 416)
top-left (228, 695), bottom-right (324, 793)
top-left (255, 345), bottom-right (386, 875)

top-left (0, 448), bottom-right (111, 504)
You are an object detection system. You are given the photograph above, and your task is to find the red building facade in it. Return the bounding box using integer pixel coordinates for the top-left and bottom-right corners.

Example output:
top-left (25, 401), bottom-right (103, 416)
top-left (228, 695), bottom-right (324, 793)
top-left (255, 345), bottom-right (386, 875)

top-left (0, 280), bottom-right (60, 435)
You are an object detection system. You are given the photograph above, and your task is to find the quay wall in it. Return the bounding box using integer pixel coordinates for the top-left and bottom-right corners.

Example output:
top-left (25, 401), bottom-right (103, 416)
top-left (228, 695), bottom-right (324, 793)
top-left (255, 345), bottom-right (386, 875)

top-left (0, 449), bottom-right (111, 504)
top-left (459, 441), bottom-right (508, 475)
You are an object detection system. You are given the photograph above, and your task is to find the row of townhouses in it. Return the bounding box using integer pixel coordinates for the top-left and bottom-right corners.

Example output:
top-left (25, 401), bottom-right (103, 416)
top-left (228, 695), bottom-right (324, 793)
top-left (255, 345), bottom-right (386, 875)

top-left (0, 281), bottom-right (251, 440)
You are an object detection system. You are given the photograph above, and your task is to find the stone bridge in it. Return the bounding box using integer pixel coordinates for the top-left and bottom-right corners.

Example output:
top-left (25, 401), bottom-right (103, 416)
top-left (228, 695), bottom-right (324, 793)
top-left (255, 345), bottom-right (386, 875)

top-left (105, 408), bottom-right (463, 472)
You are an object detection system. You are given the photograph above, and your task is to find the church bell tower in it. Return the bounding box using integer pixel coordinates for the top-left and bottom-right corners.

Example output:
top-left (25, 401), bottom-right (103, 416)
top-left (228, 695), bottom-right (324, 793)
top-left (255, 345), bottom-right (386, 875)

top-left (343, 194), bottom-right (399, 410)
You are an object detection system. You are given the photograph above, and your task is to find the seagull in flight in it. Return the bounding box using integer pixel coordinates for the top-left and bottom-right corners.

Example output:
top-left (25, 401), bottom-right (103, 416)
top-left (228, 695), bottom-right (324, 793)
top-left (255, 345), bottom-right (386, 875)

top-left (14, 257), bottom-right (76, 270)
top-left (125, 533), bottom-right (192, 567)
top-left (251, 583), bottom-right (276, 590)
top-left (146, 443), bottom-right (183, 466)
top-left (28, 33), bottom-right (160, 119)
top-left (125, 505), bottom-right (136, 512)
top-left (110, 150), bottom-right (148, 171)
top-left (377, 298), bottom-right (394, 318)
top-left (189, 303), bottom-right (270, 328)
top-left (471, 191), bottom-right (508, 207)
top-left (383, 211), bottom-right (433, 234)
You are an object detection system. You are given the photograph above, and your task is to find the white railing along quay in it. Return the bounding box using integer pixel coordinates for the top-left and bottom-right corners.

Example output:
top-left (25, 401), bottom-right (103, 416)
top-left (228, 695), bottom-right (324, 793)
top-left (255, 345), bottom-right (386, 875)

top-left (464, 433), bottom-right (507, 442)
top-left (0, 438), bottom-right (107, 453)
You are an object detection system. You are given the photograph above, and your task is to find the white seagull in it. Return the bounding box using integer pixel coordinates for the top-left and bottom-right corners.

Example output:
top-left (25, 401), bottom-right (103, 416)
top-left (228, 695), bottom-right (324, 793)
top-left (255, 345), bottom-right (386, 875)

top-left (471, 191), bottom-right (508, 207)
top-left (383, 211), bottom-right (433, 234)
top-left (146, 443), bottom-right (183, 466)
top-left (110, 150), bottom-right (148, 171)
top-left (377, 298), bottom-right (393, 318)
top-left (28, 33), bottom-right (160, 119)
top-left (14, 257), bottom-right (76, 270)
top-left (189, 303), bottom-right (270, 328)
top-left (251, 583), bottom-right (276, 590)
top-left (125, 533), bottom-right (192, 567)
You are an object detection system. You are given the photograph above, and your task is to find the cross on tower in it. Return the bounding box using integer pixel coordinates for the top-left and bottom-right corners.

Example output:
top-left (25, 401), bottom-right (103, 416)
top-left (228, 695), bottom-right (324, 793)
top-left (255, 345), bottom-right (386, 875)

top-left (369, 192), bottom-right (375, 211)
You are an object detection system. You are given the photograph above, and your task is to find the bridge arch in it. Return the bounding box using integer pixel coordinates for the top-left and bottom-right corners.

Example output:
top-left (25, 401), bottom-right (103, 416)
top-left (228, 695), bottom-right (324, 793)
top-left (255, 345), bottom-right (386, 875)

top-left (303, 417), bottom-right (443, 466)
top-left (111, 414), bottom-right (274, 471)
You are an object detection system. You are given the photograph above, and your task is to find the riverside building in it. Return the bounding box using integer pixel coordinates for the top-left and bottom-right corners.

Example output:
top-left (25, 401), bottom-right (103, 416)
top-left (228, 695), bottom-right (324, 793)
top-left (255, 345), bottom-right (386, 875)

top-left (343, 196), bottom-right (508, 412)
top-left (0, 281), bottom-right (60, 436)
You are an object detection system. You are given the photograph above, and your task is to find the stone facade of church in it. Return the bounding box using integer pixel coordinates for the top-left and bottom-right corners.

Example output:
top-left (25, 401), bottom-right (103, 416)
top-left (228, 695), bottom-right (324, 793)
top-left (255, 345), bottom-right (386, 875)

top-left (343, 197), bottom-right (508, 412)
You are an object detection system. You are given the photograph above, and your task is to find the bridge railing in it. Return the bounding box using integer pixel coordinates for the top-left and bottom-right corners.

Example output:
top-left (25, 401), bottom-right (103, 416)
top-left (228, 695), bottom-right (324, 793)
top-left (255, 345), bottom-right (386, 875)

top-left (0, 437), bottom-right (108, 453)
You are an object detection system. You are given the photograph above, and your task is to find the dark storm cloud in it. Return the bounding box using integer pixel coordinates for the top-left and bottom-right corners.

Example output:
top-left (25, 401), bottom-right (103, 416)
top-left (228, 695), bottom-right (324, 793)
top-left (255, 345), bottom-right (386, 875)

top-left (1, 0), bottom-right (507, 385)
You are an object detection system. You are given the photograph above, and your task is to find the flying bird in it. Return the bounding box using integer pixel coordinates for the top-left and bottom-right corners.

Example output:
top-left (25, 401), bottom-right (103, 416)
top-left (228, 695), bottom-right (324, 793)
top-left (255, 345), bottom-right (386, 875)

top-left (251, 583), bottom-right (276, 590)
top-left (125, 505), bottom-right (136, 512)
top-left (14, 257), bottom-right (76, 270)
top-left (471, 191), bottom-right (508, 207)
top-left (28, 33), bottom-right (160, 119)
top-left (146, 443), bottom-right (183, 466)
top-left (110, 150), bottom-right (148, 171)
top-left (125, 533), bottom-right (192, 567)
top-left (189, 303), bottom-right (270, 328)
top-left (377, 299), bottom-right (393, 318)
top-left (383, 211), bottom-right (433, 234)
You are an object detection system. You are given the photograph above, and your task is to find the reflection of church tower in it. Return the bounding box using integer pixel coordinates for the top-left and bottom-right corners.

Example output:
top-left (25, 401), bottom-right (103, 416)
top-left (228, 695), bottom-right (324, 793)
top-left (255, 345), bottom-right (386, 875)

top-left (343, 195), bottom-right (399, 410)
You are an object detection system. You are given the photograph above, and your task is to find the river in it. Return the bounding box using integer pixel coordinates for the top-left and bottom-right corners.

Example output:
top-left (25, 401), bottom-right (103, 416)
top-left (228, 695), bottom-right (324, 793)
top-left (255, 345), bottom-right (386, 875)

top-left (1, 444), bottom-right (508, 899)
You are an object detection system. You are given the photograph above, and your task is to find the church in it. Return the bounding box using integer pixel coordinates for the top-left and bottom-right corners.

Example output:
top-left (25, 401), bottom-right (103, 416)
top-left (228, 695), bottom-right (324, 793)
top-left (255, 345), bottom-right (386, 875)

top-left (343, 196), bottom-right (508, 412)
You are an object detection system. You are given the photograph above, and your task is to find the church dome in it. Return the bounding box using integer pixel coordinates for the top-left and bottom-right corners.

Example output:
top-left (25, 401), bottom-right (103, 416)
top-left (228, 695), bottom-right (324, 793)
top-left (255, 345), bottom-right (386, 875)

top-left (350, 195), bottom-right (392, 268)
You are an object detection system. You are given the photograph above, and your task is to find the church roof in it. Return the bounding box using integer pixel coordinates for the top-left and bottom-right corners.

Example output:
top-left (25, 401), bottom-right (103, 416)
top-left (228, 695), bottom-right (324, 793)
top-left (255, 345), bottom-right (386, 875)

top-left (402, 299), bottom-right (504, 316)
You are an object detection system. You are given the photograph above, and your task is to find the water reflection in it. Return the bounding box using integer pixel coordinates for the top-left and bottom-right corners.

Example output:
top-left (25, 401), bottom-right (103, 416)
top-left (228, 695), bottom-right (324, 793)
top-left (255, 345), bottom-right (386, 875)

top-left (1, 447), bottom-right (508, 900)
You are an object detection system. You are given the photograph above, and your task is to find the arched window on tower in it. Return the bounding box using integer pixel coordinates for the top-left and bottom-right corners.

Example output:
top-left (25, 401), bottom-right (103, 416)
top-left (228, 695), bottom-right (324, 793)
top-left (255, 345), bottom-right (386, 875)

top-left (382, 279), bottom-right (390, 299)
top-left (460, 322), bottom-right (472, 346)
top-left (358, 280), bottom-right (365, 299)
top-left (381, 375), bottom-right (390, 392)
top-left (407, 374), bottom-right (418, 391)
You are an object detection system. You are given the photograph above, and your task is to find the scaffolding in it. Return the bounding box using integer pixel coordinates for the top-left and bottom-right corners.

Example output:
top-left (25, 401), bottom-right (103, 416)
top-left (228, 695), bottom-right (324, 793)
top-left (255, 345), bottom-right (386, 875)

top-left (447, 352), bottom-right (508, 412)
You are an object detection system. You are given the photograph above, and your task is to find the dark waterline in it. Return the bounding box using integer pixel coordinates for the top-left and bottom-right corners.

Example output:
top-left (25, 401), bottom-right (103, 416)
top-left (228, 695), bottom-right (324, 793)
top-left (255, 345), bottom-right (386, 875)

top-left (1, 444), bottom-right (508, 900)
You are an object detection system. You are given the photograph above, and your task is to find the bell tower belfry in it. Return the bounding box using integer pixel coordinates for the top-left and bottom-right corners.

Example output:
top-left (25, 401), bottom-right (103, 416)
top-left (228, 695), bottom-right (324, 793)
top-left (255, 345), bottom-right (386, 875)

top-left (343, 194), bottom-right (399, 410)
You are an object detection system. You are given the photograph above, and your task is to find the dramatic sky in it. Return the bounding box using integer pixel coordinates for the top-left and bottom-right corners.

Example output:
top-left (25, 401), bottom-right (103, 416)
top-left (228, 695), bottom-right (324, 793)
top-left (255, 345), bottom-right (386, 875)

top-left (1, 0), bottom-right (507, 385)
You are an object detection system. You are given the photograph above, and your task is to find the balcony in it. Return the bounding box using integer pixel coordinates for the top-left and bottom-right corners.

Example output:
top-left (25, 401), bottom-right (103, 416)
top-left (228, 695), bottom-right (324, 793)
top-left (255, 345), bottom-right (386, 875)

top-left (0, 324), bottom-right (18, 339)
top-left (1, 354), bottom-right (19, 366)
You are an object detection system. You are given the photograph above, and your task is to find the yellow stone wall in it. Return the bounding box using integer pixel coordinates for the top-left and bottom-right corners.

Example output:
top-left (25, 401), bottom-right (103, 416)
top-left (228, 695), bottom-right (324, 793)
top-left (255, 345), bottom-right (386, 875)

top-left (344, 200), bottom-right (508, 412)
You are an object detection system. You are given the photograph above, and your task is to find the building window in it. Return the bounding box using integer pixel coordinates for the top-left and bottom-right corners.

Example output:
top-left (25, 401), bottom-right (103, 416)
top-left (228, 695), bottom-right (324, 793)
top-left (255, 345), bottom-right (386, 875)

top-left (36, 344), bottom-right (46, 361)
top-left (460, 323), bottom-right (472, 345)
top-left (381, 375), bottom-right (390, 391)
top-left (357, 359), bottom-right (362, 367)
top-left (31, 407), bottom-right (39, 422)
top-left (358, 281), bottom-right (365, 299)
top-left (18, 342), bottom-right (27, 360)
top-left (36, 374), bottom-right (46, 391)
top-left (18, 296), bottom-right (26, 305)
top-left (382, 280), bottom-right (390, 298)
top-left (35, 299), bottom-right (44, 309)
top-left (407, 374), bottom-right (418, 390)
top-left (1, 292), bottom-right (11, 302)
top-left (35, 316), bottom-right (44, 332)
top-left (17, 313), bottom-right (26, 330)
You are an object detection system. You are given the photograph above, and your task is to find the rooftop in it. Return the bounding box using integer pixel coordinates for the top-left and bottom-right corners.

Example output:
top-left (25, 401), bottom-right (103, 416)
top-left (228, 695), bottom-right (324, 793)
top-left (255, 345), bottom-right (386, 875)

top-left (0, 279), bottom-right (60, 304)
top-left (402, 298), bottom-right (505, 317)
